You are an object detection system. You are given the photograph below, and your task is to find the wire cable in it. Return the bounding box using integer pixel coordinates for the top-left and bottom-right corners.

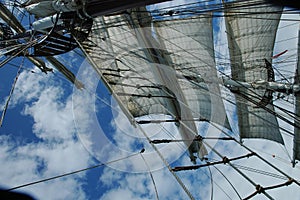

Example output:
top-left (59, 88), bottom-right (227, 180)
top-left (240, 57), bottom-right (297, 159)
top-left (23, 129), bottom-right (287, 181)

top-left (6, 151), bottom-right (142, 191)
top-left (140, 152), bottom-right (160, 200)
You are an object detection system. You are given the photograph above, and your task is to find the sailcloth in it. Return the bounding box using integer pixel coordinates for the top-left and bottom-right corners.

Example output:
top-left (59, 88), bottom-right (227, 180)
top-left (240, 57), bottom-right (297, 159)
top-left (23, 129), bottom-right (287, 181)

top-left (225, 0), bottom-right (284, 144)
top-left (154, 14), bottom-right (231, 131)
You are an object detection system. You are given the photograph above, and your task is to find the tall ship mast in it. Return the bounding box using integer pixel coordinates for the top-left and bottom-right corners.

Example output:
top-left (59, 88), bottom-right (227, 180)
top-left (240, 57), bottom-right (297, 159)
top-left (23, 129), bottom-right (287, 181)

top-left (0, 0), bottom-right (300, 199)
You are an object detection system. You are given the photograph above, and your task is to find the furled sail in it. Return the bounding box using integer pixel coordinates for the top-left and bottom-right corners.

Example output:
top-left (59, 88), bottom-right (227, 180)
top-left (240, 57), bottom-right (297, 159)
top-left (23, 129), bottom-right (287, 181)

top-left (224, 0), bottom-right (284, 144)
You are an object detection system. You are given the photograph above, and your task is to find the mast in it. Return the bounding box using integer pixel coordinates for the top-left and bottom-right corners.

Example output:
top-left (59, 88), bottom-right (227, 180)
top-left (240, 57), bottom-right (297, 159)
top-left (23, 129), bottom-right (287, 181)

top-left (293, 26), bottom-right (300, 166)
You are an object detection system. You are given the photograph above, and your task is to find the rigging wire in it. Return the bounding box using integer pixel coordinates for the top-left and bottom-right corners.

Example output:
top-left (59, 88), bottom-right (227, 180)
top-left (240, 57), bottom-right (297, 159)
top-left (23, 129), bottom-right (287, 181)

top-left (208, 166), bottom-right (214, 200)
top-left (0, 56), bottom-right (24, 127)
top-left (201, 141), bottom-right (276, 200)
top-left (232, 163), bottom-right (290, 180)
top-left (281, 144), bottom-right (293, 161)
top-left (0, 38), bottom-right (41, 69)
top-left (212, 165), bottom-right (243, 200)
top-left (137, 125), bottom-right (196, 200)
top-left (6, 150), bottom-right (142, 191)
top-left (242, 143), bottom-right (300, 171)
top-left (232, 86), bottom-right (300, 130)
top-left (72, 70), bottom-right (242, 200)
top-left (140, 152), bottom-right (160, 200)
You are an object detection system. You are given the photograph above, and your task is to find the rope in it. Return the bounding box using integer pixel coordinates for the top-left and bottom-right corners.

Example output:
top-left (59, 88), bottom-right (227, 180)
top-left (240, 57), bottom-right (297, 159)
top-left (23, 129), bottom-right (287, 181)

top-left (208, 166), bottom-right (214, 200)
top-left (140, 152), bottom-right (159, 200)
top-left (243, 179), bottom-right (294, 200)
top-left (139, 128), bottom-right (195, 200)
top-left (0, 56), bottom-right (24, 127)
top-left (6, 151), bottom-right (141, 191)
top-left (213, 166), bottom-right (242, 200)
top-left (232, 164), bottom-right (287, 180)
top-left (173, 153), bottom-right (255, 172)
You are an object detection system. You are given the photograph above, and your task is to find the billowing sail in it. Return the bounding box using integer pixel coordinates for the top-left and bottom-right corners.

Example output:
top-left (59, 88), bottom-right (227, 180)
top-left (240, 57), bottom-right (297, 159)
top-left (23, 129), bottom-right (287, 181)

top-left (225, 0), bottom-right (284, 144)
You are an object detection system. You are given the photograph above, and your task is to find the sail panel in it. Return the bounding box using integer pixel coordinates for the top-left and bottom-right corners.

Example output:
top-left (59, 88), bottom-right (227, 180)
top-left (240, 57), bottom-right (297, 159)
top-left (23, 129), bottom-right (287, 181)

top-left (154, 15), bottom-right (231, 130)
top-left (79, 13), bottom-right (191, 122)
top-left (225, 1), bottom-right (284, 144)
top-left (127, 9), bottom-right (209, 161)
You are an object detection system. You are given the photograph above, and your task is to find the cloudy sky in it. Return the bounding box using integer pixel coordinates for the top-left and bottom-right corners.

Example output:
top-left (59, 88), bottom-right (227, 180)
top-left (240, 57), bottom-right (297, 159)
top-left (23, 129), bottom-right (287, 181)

top-left (0, 0), bottom-right (300, 200)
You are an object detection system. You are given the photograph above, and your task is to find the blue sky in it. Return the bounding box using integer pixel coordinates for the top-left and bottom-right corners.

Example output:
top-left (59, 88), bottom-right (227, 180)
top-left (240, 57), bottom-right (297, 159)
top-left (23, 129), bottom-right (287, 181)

top-left (0, 52), bottom-right (94, 199)
top-left (0, 0), bottom-right (300, 200)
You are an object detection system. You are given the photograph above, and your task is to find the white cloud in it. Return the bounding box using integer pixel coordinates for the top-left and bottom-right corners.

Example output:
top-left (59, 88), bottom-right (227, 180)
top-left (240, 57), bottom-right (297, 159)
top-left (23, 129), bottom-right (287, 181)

top-left (0, 136), bottom-right (90, 200)
top-left (100, 188), bottom-right (148, 200)
top-left (0, 67), bottom-right (92, 200)
top-left (99, 166), bottom-right (192, 200)
top-left (23, 86), bottom-right (75, 140)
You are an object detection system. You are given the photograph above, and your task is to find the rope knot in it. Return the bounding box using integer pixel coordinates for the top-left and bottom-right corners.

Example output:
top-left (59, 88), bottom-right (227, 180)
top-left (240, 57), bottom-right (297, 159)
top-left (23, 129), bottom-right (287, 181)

top-left (194, 135), bottom-right (203, 141)
top-left (255, 185), bottom-right (264, 193)
top-left (222, 156), bottom-right (229, 164)
top-left (140, 148), bottom-right (145, 153)
top-left (286, 178), bottom-right (294, 186)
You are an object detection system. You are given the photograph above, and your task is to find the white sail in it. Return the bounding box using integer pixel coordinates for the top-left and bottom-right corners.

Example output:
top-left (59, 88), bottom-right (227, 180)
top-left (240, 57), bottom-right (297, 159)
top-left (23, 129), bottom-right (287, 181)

top-left (127, 9), bottom-right (210, 162)
top-left (154, 15), bottom-right (231, 130)
top-left (79, 15), bottom-right (169, 119)
top-left (225, 0), bottom-right (284, 144)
